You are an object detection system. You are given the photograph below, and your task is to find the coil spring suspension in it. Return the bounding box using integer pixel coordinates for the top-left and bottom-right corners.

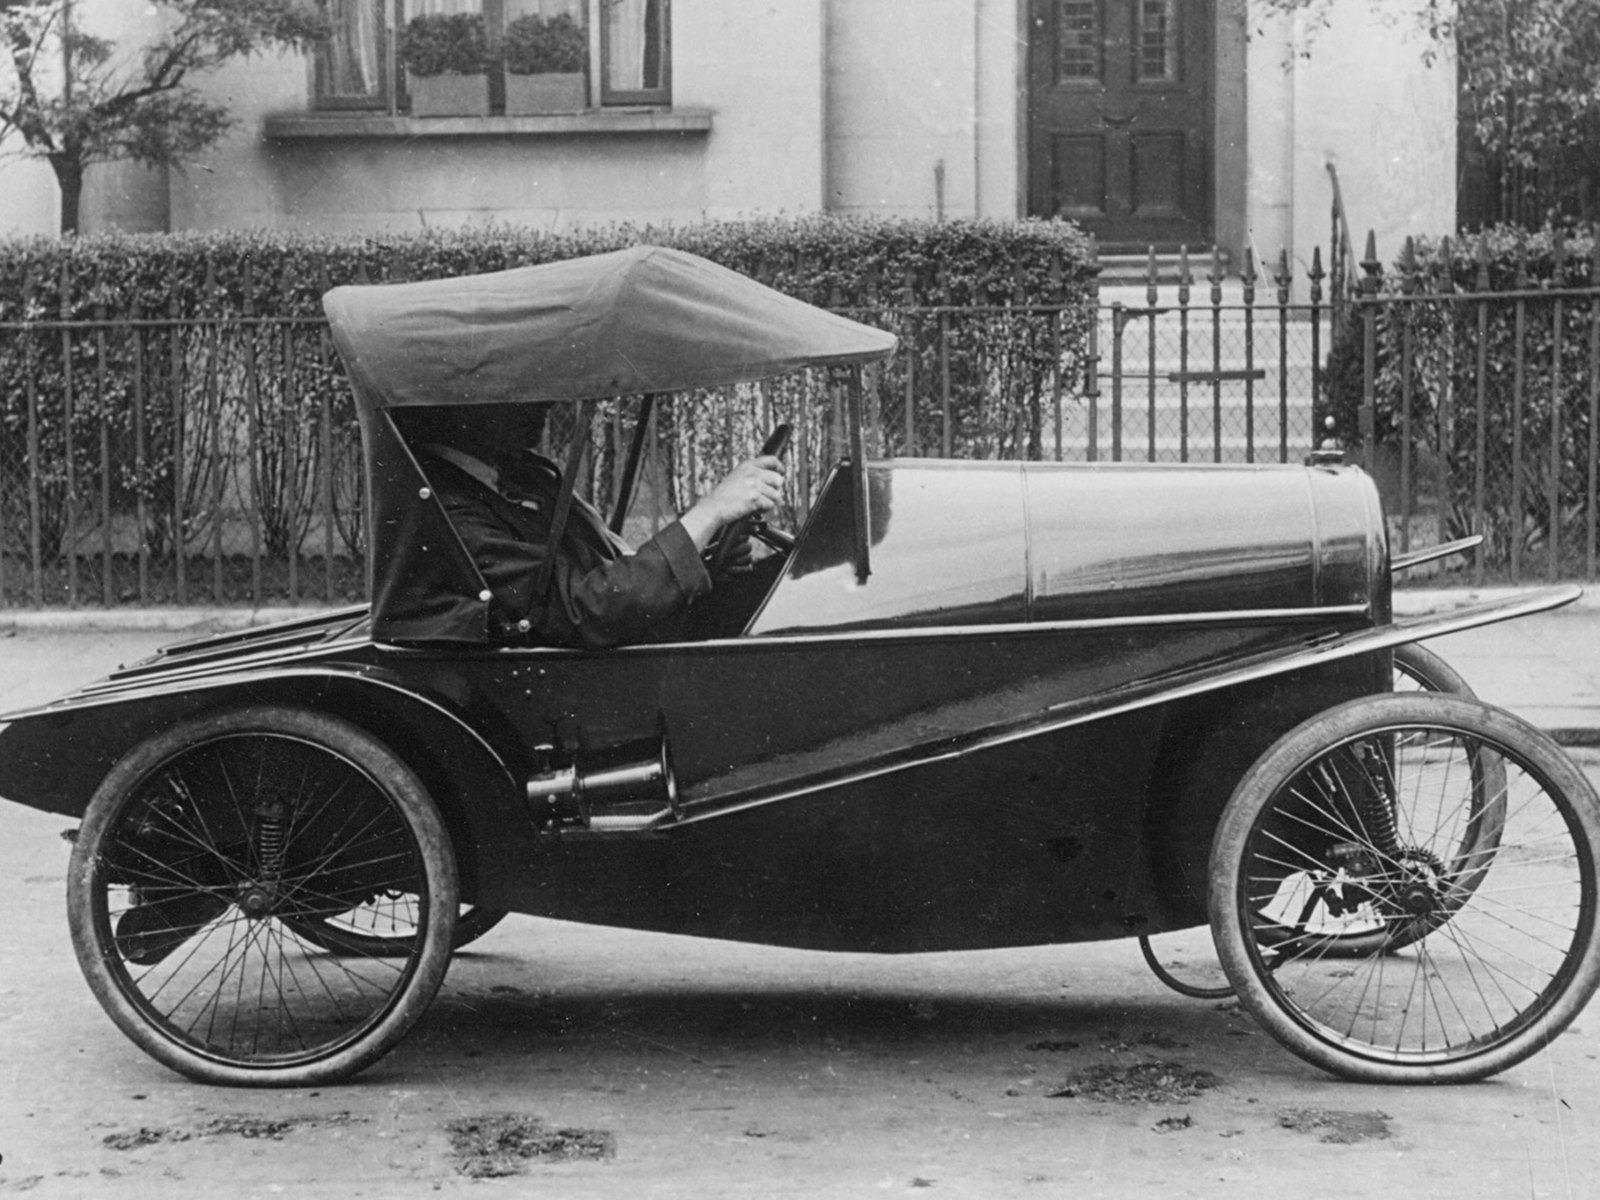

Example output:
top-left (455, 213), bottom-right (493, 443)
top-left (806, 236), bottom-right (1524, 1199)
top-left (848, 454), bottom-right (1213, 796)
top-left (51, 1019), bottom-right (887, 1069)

top-left (254, 799), bottom-right (287, 881)
top-left (1351, 741), bottom-right (1402, 860)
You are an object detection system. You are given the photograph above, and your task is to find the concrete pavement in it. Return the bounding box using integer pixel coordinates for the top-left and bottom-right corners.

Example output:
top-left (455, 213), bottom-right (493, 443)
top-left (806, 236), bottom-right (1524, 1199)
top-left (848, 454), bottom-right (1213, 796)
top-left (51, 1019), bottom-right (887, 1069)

top-left (3, 594), bottom-right (1600, 1199)
top-left (1392, 586), bottom-right (1600, 744)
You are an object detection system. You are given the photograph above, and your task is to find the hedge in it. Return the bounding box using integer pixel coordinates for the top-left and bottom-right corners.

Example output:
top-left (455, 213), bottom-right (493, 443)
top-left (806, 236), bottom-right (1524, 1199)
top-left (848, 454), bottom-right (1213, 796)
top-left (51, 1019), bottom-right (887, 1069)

top-left (0, 217), bottom-right (1097, 603)
top-left (0, 214), bottom-right (1095, 319)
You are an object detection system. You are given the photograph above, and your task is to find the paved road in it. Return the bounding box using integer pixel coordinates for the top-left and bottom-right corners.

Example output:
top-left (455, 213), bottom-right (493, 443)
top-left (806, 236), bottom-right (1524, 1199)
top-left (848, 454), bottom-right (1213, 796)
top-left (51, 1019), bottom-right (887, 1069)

top-left (1, 611), bottom-right (1599, 1199)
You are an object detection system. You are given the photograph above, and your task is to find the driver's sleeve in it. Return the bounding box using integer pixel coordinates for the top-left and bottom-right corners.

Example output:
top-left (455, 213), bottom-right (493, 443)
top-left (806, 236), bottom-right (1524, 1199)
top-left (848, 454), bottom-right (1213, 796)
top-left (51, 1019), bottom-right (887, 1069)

top-left (442, 491), bottom-right (712, 649)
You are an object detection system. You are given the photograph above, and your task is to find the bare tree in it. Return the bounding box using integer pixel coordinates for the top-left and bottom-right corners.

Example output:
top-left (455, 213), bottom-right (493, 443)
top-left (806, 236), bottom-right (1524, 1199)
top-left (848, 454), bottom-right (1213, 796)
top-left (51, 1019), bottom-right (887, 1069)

top-left (0, 0), bottom-right (326, 234)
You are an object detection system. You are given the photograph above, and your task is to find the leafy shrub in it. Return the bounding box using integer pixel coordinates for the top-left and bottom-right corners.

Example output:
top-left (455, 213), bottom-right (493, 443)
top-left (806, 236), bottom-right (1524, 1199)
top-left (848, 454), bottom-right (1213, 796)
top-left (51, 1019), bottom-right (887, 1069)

top-left (1317, 226), bottom-right (1600, 572)
top-left (503, 12), bottom-right (587, 75)
top-left (399, 12), bottom-right (491, 78)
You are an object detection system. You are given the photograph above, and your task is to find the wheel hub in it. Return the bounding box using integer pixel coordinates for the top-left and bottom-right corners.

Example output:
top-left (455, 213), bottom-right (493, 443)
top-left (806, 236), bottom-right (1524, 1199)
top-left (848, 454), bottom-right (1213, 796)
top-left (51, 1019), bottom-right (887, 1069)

top-left (1389, 846), bottom-right (1449, 919)
top-left (236, 883), bottom-right (278, 918)
top-left (1396, 881), bottom-right (1438, 916)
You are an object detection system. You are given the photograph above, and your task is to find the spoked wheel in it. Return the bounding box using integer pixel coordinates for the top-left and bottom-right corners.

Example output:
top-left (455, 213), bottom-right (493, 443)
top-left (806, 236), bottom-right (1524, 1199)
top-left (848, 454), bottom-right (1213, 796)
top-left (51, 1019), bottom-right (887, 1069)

top-left (1141, 644), bottom-right (1486, 1001)
top-left (67, 706), bottom-right (458, 1086)
top-left (1210, 693), bottom-right (1600, 1083)
top-left (291, 902), bottom-right (507, 957)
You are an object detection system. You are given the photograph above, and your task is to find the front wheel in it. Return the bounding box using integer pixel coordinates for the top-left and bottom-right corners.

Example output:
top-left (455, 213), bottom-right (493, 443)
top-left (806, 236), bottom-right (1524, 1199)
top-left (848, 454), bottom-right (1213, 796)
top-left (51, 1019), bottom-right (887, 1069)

top-left (67, 706), bottom-right (458, 1086)
top-left (1209, 694), bottom-right (1600, 1083)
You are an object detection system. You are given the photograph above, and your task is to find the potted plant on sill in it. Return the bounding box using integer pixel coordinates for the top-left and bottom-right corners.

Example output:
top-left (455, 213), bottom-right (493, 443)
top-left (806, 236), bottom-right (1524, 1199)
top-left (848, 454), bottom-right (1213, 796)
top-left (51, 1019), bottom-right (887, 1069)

top-left (502, 11), bottom-right (588, 115)
top-left (401, 11), bottom-right (492, 117)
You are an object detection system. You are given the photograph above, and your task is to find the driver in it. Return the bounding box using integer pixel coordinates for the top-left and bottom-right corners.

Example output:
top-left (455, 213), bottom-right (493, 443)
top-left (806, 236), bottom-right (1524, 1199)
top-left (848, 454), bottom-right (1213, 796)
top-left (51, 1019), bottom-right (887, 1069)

top-left (401, 404), bottom-right (786, 649)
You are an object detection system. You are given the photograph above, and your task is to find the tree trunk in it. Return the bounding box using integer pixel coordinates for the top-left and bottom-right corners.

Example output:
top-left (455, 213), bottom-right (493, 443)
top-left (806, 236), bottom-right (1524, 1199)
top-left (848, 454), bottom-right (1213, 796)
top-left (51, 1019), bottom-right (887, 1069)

top-left (50, 154), bottom-right (84, 236)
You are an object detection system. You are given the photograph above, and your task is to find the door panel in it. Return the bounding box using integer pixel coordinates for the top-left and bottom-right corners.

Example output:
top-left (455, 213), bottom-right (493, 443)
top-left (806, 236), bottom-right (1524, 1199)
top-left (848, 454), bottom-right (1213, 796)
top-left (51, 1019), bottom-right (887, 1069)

top-left (1028, 0), bottom-right (1213, 249)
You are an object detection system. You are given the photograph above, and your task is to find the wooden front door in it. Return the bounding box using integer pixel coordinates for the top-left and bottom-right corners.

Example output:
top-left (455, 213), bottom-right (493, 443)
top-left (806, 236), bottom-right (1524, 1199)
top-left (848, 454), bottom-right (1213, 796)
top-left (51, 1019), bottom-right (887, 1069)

top-left (1027, 0), bottom-right (1214, 250)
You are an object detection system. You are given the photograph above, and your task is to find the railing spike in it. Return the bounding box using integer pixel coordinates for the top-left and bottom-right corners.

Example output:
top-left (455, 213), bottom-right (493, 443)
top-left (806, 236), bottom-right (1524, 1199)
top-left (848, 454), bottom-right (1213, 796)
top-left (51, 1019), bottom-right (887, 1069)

top-left (1360, 231), bottom-right (1383, 294)
top-left (1399, 236), bottom-right (1419, 294)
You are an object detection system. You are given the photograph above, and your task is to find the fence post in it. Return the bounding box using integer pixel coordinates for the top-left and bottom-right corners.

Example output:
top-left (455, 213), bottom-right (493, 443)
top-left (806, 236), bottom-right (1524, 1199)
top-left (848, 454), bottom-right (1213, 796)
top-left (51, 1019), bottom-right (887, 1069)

top-left (1590, 247), bottom-right (1600, 582)
top-left (1177, 246), bottom-right (1192, 462)
top-left (1511, 234), bottom-right (1529, 582)
top-left (1209, 247), bottom-right (1224, 462)
top-left (1473, 239), bottom-right (1491, 586)
top-left (60, 260), bottom-right (78, 607)
top-left (1145, 246), bottom-right (1158, 461)
top-left (1398, 236), bottom-right (1418, 555)
top-left (171, 285), bottom-right (187, 604)
top-left (1275, 247), bottom-right (1292, 463)
top-left (1549, 232), bottom-right (1567, 581)
top-left (1359, 231), bottom-right (1383, 469)
top-left (23, 275), bottom-right (42, 607)
top-left (243, 258), bottom-right (263, 606)
top-left (1110, 301), bottom-right (1125, 462)
top-left (1308, 246), bottom-right (1325, 453)
top-left (131, 294), bottom-right (149, 605)
top-left (204, 256), bottom-right (224, 603)
top-left (1084, 235), bottom-right (1101, 462)
top-left (280, 263), bottom-right (300, 605)
top-left (1243, 246), bottom-right (1258, 464)
top-left (318, 262), bottom-right (337, 603)
top-left (94, 265), bottom-right (112, 606)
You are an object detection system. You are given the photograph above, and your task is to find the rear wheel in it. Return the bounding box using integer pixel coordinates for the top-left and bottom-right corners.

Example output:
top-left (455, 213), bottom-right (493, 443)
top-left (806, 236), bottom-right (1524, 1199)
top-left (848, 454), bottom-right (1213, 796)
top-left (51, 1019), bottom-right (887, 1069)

top-left (1392, 642), bottom-right (1474, 697)
top-left (67, 706), bottom-right (458, 1086)
top-left (292, 902), bottom-right (507, 957)
top-left (1210, 694), bottom-right (1600, 1083)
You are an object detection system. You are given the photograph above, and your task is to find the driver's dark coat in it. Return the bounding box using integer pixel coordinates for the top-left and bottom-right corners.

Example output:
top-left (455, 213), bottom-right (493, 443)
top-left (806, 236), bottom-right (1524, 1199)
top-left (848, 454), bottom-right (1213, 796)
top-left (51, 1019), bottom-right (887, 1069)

top-left (418, 448), bottom-right (711, 649)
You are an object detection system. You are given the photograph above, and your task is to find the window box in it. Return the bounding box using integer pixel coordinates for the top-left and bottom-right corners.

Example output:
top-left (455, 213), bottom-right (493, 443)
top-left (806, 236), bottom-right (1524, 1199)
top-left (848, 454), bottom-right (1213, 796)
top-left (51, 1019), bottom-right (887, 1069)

top-left (314, 2), bottom-right (669, 115)
top-left (504, 71), bottom-right (586, 115)
top-left (409, 72), bottom-right (491, 117)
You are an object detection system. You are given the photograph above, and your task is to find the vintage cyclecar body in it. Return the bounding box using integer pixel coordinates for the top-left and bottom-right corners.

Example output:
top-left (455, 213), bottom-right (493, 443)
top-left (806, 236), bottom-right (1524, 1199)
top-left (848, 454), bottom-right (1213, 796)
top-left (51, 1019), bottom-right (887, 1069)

top-left (2, 247), bottom-right (1597, 1088)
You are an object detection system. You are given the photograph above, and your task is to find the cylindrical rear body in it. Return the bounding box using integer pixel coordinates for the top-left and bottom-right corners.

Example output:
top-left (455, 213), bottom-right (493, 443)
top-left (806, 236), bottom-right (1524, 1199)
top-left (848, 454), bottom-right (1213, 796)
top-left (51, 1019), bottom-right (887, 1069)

top-left (751, 461), bottom-right (1388, 635)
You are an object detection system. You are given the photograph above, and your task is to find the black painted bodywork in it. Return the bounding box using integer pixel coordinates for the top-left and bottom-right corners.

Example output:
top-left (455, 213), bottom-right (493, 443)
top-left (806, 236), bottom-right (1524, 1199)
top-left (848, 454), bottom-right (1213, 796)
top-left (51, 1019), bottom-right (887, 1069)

top-left (0, 456), bottom-right (1413, 951)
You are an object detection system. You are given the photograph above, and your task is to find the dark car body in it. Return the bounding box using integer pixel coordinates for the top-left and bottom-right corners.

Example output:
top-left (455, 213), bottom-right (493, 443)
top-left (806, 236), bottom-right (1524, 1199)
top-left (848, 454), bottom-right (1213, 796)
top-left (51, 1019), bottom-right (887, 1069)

top-left (0, 451), bottom-right (1569, 948)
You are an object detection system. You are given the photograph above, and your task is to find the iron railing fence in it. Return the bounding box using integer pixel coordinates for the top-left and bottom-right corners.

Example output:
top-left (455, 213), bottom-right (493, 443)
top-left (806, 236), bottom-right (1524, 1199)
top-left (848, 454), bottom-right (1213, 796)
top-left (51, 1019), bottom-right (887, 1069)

top-left (1090, 248), bottom-right (1330, 466)
top-left (0, 302), bottom-right (1102, 608)
top-left (5, 242), bottom-right (1599, 608)
top-left (1345, 239), bottom-right (1600, 586)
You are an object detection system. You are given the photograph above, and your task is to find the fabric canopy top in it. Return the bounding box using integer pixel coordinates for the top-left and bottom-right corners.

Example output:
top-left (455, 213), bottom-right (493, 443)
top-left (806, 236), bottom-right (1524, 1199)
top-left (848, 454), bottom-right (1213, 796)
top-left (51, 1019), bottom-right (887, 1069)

top-left (322, 246), bottom-right (899, 410)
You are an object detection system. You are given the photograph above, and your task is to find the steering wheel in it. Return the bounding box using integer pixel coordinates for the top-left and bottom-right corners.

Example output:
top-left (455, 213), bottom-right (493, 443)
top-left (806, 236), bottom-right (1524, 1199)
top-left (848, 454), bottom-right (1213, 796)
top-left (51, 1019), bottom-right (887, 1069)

top-left (709, 424), bottom-right (795, 578)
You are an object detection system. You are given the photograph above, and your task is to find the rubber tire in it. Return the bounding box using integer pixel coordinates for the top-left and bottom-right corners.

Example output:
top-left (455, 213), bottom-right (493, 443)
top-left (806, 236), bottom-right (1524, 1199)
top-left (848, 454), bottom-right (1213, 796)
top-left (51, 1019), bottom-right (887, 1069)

top-left (293, 904), bottom-right (508, 957)
top-left (1209, 693), bottom-right (1600, 1083)
top-left (1392, 642), bottom-right (1475, 697)
top-left (67, 705), bottom-right (459, 1087)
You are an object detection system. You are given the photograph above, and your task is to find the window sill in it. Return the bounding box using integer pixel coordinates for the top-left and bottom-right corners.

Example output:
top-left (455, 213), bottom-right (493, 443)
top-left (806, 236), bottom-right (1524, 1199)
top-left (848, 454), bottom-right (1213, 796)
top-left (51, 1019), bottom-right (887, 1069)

top-left (263, 108), bottom-right (712, 140)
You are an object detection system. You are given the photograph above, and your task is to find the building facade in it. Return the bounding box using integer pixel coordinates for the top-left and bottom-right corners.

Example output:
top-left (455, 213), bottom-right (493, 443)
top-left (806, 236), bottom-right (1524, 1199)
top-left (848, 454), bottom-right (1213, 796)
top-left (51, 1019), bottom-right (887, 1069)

top-left (3, 1), bottom-right (1454, 285)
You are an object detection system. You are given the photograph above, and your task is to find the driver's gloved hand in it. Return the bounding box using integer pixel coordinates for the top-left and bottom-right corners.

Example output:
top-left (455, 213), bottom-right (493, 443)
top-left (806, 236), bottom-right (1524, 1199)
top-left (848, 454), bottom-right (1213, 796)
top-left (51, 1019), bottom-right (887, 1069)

top-left (705, 531), bottom-right (754, 579)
